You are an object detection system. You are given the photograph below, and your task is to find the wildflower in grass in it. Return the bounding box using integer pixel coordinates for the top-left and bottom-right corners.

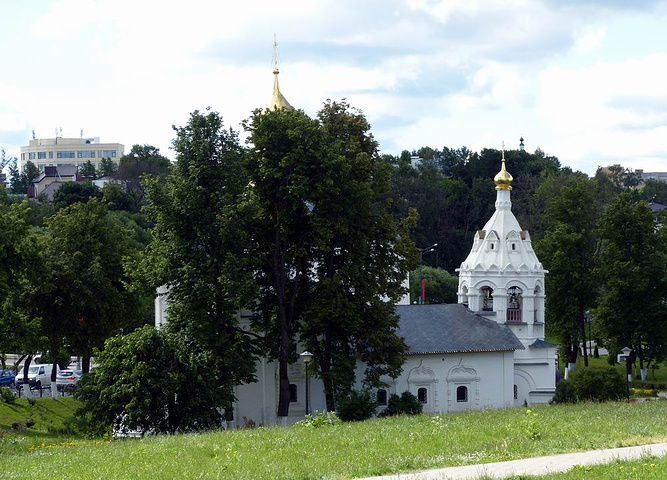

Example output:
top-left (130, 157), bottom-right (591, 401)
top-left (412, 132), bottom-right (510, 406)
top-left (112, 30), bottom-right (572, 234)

top-left (523, 408), bottom-right (540, 440)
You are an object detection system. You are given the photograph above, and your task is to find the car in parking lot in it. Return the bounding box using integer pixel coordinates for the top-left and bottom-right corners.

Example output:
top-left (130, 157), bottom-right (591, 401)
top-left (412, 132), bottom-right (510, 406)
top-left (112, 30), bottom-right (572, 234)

top-left (56, 369), bottom-right (83, 391)
top-left (14, 364), bottom-right (59, 390)
top-left (0, 369), bottom-right (15, 387)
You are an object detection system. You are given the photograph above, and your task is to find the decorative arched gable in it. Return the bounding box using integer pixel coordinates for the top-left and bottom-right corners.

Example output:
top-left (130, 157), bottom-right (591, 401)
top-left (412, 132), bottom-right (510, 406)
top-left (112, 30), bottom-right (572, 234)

top-left (407, 359), bottom-right (438, 412)
top-left (446, 359), bottom-right (480, 412)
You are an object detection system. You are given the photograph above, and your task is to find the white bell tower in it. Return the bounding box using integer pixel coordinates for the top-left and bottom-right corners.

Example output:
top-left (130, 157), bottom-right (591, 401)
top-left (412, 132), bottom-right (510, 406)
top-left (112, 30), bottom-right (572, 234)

top-left (456, 144), bottom-right (555, 405)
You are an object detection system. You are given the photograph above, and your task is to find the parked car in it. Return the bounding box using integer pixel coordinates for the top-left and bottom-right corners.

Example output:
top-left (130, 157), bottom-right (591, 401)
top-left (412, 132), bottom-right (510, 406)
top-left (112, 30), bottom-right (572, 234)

top-left (56, 369), bottom-right (83, 391)
top-left (14, 364), bottom-right (60, 390)
top-left (0, 369), bottom-right (16, 387)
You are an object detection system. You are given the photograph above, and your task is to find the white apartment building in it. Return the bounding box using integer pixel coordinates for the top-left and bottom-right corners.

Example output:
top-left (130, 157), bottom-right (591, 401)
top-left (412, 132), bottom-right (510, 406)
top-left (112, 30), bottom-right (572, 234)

top-left (20, 137), bottom-right (124, 171)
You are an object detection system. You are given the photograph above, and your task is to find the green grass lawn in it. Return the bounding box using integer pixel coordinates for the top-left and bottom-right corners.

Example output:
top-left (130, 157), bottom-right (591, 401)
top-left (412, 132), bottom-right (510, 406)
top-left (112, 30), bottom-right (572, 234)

top-left (0, 396), bottom-right (80, 434)
top-left (1, 400), bottom-right (667, 479)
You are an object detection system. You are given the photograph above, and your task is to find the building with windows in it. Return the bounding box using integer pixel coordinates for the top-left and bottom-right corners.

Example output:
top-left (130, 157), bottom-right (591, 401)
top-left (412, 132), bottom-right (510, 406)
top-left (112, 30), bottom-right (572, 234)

top-left (155, 61), bottom-right (555, 427)
top-left (20, 137), bottom-right (124, 171)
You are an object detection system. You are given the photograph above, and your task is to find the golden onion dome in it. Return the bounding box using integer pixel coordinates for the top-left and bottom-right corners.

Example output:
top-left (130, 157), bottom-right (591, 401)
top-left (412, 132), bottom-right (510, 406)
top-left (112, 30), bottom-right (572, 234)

top-left (494, 146), bottom-right (513, 190)
top-left (268, 35), bottom-right (292, 110)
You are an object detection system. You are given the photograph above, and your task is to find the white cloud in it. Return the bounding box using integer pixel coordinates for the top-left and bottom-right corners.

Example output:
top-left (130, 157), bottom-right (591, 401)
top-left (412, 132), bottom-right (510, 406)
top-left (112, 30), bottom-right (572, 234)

top-left (0, 0), bottom-right (665, 176)
top-left (573, 26), bottom-right (606, 51)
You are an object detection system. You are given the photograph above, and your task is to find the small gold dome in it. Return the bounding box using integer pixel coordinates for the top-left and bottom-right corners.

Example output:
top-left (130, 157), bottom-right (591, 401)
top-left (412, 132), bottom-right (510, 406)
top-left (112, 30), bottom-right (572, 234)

top-left (494, 149), bottom-right (513, 190)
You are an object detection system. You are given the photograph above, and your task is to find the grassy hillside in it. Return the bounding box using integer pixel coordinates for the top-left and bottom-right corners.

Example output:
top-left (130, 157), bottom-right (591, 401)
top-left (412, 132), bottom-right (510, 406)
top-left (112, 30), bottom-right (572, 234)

top-left (1, 400), bottom-right (666, 479)
top-left (0, 396), bottom-right (80, 434)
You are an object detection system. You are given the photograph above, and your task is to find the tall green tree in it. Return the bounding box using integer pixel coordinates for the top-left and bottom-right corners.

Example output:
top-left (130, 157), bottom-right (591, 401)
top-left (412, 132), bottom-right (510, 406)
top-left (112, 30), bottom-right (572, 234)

top-left (78, 160), bottom-right (97, 179)
top-left (0, 200), bottom-right (35, 365)
top-left (243, 106), bottom-right (326, 419)
top-left (303, 100), bottom-right (416, 410)
top-left (43, 199), bottom-right (141, 372)
top-left (595, 193), bottom-right (667, 372)
top-left (9, 160), bottom-right (40, 194)
top-left (536, 176), bottom-right (601, 368)
top-left (243, 101), bottom-right (416, 415)
top-left (97, 157), bottom-right (117, 178)
top-left (143, 110), bottom-right (257, 416)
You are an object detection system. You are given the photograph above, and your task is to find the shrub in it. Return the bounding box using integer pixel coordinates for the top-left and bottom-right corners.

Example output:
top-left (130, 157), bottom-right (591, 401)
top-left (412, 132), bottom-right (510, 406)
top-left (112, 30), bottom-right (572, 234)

top-left (0, 386), bottom-right (17, 404)
top-left (551, 380), bottom-right (577, 404)
top-left (294, 410), bottom-right (340, 428)
top-left (336, 389), bottom-right (376, 422)
top-left (76, 325), bottom-right (227, 436)
top-left (380, 391), bottom-right (423, 417)
top-left (569, 366), bottom-right (625, 402)
top-left (11, 422), bottom-right (26, 433)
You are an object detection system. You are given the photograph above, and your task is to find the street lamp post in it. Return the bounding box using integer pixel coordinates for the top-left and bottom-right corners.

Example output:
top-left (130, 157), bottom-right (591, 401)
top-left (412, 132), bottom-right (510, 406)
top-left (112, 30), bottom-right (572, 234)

top-left (585, 312), bottom-right (593, 357)
top-left (419, 243), bottom-right (438, 305)
top-left (300, 351), bottom-right (313, 415)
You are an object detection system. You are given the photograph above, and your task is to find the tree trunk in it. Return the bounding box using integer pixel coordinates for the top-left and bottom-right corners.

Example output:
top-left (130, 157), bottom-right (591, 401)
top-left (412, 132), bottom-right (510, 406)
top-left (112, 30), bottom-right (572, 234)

top-left (82, 355), bottom-right (91, 374)
top-left (23, 355), bottom-right (33, 383)
top-left (323, 376), bottom-right (336, 412)
top-left (276, 305), bottom-right (291, 418)
top-left (579, 310), bottom-right (589, 367)
top-left (13, 355), bottom-right (26, 374)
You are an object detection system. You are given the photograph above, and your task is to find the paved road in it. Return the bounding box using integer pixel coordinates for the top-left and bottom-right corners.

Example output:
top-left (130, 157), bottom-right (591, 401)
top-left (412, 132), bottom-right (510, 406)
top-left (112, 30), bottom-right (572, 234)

top-left (358, 443), bottom-right (667, 480)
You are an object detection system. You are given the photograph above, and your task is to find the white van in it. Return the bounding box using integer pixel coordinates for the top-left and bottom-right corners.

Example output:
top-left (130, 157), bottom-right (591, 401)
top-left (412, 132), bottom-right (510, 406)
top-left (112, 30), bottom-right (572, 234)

top-left (14, 364), bottom-right (60, 390)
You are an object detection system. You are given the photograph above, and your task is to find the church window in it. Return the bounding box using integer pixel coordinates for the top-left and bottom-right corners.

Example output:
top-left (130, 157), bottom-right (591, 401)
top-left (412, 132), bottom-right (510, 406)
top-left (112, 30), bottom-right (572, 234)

top-left (377, 389), bottom-right (387, 406)
top-left (514, 385), bottom-right (518, 400)
top-left (460, 285), bottom-right (469, 306)
top-left (417, 387), bottom-right (428, 404)
top-left (289, 384), bottom-right (297, 402)
top-left (512, 243), bottom-right (516, 250)
top-left (507, 286), bottom-right (523, 323)
top-left (481, 287), bottom-right (494, 311)
top-left (456, 386), bottom-right (468, 403)
top-left (490, 243), bottom-right (494, 250)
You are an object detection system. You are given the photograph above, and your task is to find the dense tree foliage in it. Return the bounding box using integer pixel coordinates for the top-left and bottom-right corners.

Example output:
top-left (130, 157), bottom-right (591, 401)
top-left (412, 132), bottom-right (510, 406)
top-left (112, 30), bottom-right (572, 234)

top-left (53, 181), bottom-right (102, 210)
top-left (409, 266), bottom-right (458, 304)
top-left (8, 160), bottom-right (40, 195)
top-left (143, 110), bottom-right (257, 416)
top-left (40, 200), bottom-right (141, 372)
top-left (536, 175), bottom-right (601, 367)
top-left (243, 102), bottom-right (416, 415)
top-left (77, 325), bottom-right (223, 435)
top-left (595, 193), bottom-right (667, 371)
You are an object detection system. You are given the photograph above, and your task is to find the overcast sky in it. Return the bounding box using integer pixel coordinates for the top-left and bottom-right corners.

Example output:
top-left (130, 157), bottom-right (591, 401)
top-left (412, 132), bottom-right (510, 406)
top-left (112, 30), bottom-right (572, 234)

top-left (1, 0), bottom-right (666, 175)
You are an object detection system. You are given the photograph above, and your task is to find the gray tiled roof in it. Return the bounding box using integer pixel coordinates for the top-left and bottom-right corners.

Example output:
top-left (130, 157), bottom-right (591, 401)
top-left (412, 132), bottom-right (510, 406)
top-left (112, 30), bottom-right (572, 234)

top-left (396, 304), bottom-right (525, 355)
top-left (529, 339), bottom-right (557, 349)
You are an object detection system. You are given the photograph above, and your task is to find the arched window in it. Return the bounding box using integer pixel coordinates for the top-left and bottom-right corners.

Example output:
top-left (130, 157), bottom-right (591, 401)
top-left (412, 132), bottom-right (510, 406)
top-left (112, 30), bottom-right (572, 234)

top-left (507, 286), bottom-right (523, 323)
top-left (417, 387), bottom-right (428, 404)
top-left (460, 285), bottom-right (469, 306)
top-left (481, 287), bottom-right (494, 311)
top-left (289, 384), bottom-right (298, 402)
top-left (377, 389), bottom-right (388, 406)
top-left (534, 285), bottom-right (543, 322)
top-left (456, 386), bottom-right (468, 403)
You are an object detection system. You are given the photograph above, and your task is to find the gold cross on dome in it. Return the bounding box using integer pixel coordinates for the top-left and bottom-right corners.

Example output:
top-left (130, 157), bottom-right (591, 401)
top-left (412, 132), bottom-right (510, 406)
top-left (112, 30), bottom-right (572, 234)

top-left (502, 140), bottom-right (505, 161)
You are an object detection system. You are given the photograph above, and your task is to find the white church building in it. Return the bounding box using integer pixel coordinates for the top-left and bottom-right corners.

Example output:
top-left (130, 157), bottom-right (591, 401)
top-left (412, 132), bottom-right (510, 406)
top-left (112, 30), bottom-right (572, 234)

top-left (155, 62), bottom-right (556, 426)
top-left (155, 155), bottom-right (556, 426)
